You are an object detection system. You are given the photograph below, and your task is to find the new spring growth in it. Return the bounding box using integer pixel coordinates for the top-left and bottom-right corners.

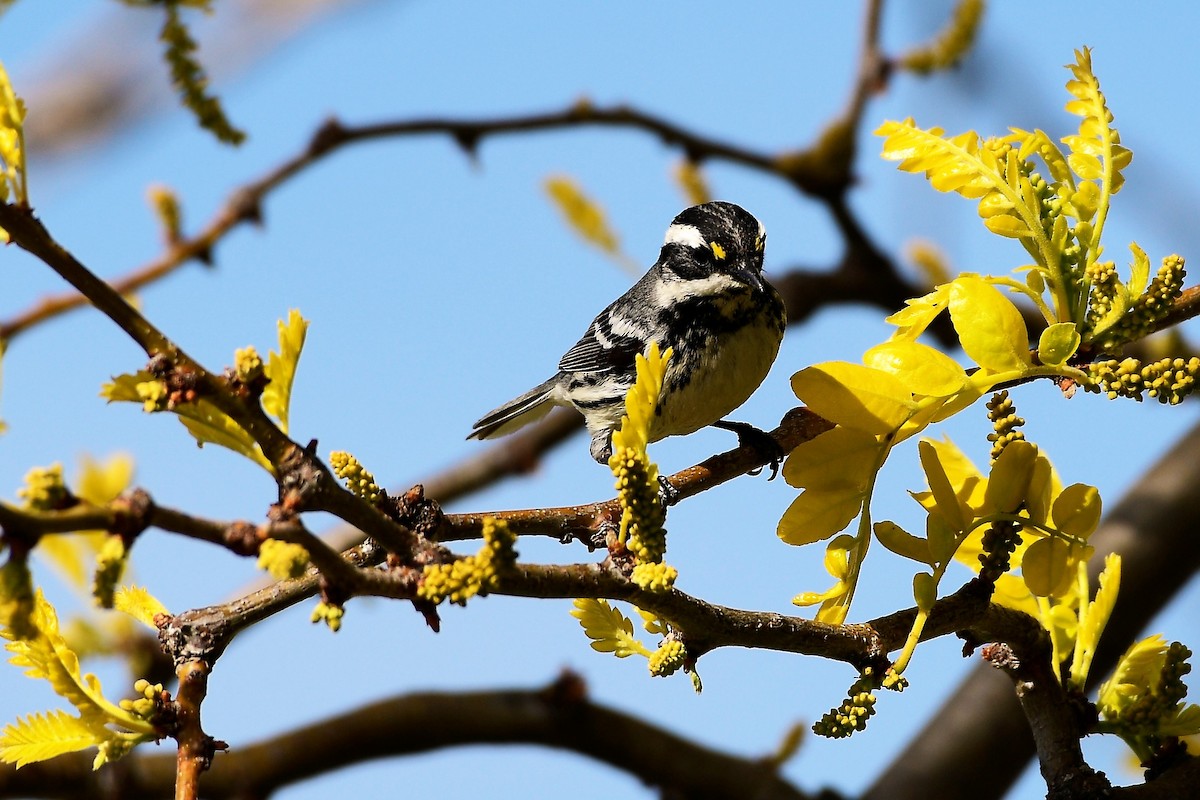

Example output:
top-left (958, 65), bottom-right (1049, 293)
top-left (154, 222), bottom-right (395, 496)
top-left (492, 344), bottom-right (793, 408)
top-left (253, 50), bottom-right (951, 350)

top-left (1085, 356), bottom-right (1200, 405)
top-left (329, 451), bottom-right (382, 504)
top-left (648, 635), bottom-right (686, 677)
top-left (311, 601), bottom-right (344, 633)
top-left (608, 343), bottom-right (676, 592)
top-left (898, 0), bottom-right (984, 75)
top-left (17, 464), bottom-right (69, 511)
top-left (92, 537), bottom-right (129, 609)
top-left (258, 538), bottom-right (311, 581)
top-left (813, 667), bottom-right (908, 739)
top-left (418, 517), bottom-right (517, 606)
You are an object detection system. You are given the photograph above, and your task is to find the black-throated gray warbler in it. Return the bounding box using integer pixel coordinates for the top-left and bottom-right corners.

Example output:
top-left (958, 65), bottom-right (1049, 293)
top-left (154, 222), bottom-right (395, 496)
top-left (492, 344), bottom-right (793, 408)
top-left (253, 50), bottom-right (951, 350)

top-left (469, 201), bottom-right (786, 465)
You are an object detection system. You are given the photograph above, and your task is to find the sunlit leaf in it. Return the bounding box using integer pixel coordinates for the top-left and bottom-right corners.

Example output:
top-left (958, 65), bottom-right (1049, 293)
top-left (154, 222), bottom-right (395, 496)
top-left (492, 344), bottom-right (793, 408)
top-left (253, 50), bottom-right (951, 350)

top-left (261, 309), bottom-right (308, 435)
top-left (984, 440), bottom-right (1038, 514)
top-left (1022, 537), bottom-right (1073, 597)
top-left (1052, 483), bottom-right (1102, 540)
top-left (791, 362), bottom-right (915, 435)
top-left (874, 520), bottom-right (932, 565)
top-left (781, 427), bottom-right (880, 491)
top-left (1037, 323), bottom-right (1081, 367)
top-left (777, 487), bottom-right (864, 546)
top-left (948, 276), bottom-right (1031, 374)
top-left (864, 341), bottom-right (967, 397)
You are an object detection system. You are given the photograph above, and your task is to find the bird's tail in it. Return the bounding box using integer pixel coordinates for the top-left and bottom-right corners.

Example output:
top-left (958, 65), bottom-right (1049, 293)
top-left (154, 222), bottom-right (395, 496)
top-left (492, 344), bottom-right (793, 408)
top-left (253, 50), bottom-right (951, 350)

top-left (468, 377), bottom-right (560, 440)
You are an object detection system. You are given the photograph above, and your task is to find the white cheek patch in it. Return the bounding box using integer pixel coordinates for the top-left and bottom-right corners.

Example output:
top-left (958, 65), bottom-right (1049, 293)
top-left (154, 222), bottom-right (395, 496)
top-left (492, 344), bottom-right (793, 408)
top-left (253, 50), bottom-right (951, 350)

top-left (664, 223), bottom-right (706, 249)
top-left (654, 272), bottom-right (739, 306)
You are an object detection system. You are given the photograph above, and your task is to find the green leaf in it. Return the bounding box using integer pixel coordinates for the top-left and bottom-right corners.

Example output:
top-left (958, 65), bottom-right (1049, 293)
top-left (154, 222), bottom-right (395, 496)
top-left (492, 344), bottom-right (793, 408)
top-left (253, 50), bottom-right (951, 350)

top-left (913, 572), bottom-right (937, 612)
top-left (1051, 483), bottom-right (1102, 540)
top-left (781, 427), bottom-right (880, 491)
top-left (0, 709), bottom-right (104, 768)
top-left (948, 276), bottom-right (1031, 374)
top-left (1037, 322), bottom-right (1081, 366)
top-left (874, 521), bottom-right (932, 565)
top-left (791, 362), bottom-right (915, 435)
top-left (864, 341), bottom-right (967, 397)
top-left (777, 487), bottom-right (863, 546)
top-left (1022, 537), bottom-right (1073, 597)
top-left (262, 309), bottom-right (308, 435)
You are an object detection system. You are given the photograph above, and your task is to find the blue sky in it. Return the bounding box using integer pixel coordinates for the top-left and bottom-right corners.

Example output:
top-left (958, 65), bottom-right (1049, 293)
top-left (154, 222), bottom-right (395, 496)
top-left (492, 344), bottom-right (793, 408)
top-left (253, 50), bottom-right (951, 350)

top-left (2, 2), bottom-right (1199, 798)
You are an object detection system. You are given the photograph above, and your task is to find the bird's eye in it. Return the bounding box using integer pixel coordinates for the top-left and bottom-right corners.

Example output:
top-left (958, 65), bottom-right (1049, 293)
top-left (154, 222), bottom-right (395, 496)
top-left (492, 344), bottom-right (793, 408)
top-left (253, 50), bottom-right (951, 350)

top-left (709, 242), bottom-right (727, 261)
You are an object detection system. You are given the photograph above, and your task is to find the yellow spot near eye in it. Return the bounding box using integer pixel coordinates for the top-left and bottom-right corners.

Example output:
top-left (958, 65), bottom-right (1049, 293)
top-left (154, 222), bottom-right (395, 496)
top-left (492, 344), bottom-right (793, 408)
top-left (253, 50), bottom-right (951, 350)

top-left (755, 236), bottom-right (764, 252)
top-left (710, 242), bottom-right (726, 260)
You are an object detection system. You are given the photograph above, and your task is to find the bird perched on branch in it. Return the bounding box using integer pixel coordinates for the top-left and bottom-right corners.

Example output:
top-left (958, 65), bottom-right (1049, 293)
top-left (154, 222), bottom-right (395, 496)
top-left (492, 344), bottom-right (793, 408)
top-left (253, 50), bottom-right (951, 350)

top-left (469, 201), bottom-right (786, 471)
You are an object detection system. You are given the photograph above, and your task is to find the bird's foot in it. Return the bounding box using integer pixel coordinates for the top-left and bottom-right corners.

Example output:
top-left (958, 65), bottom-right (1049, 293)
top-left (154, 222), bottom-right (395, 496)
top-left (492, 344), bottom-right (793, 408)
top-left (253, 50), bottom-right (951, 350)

top-left (713, 420), bottom-right (784, 480)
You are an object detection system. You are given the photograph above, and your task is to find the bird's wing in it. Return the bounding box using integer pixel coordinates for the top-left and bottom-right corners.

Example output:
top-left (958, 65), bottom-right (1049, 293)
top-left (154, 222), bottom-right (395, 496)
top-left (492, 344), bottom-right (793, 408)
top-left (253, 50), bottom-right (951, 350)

top-left (557, 310), bottom-right (645, 374)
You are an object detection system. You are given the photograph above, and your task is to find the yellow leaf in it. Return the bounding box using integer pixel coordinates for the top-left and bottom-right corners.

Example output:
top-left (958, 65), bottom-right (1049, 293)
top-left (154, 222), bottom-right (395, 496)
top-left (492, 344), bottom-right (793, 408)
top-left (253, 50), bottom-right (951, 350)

top-left (984, 440), bottom-right (1038, 514)
top-left (1051, 483), bottom-right (1102, 540)
top-left (777, 487), bottom-right (863, 546)
top-left (874, 520), bottom-right (932, 565)
top-left (885, 286), bottom-right (949, 340)
top-left (0, 709), bottom-right (104, 768)
top-left (918, 440), bottom-right (969, 533)
top-left (176, 400), bottom-right (273, 474)
top-left (1037, 323), bottom-right (1081, 367)
top-left (864, 341), bottom-right (967, 397)
top-left (781, 427), bottom-right (880, 491)
top-left (948, 276), bottom-right (1031, 374)
top-left (544, 176), bottom-right (620, 254)
top-left (1022, 537), bottom-right (1073, 597)
top-left (875, 118), bottom-right (1000, 200)
top-left (791, 362), bottom-right (915, 435)
top-left (262, 309), bottom-right (308, 436)
top-left (1071, 554), bottom-right (1120, 688)
top-left (570, 599), bottom-right (650, 659)
top-left (113, 586), bottom-right (169, 630)
top-left (983, 214), bottom-right (1031, 238)
top-left (925, 513), bottom-right (957, 565)
top-left (1024, 453), bottom-right (1056, 527)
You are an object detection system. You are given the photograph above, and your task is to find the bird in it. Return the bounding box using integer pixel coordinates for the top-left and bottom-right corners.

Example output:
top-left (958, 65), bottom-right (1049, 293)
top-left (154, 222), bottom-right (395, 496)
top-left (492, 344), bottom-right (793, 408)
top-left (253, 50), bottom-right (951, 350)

top-left (468, 201), bottom-right (786, 471)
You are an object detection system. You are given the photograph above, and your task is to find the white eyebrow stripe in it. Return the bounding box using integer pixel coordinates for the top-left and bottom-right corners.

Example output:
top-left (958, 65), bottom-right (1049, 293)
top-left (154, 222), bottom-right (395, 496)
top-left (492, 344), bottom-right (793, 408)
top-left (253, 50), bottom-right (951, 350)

top-left (664, 223), bottom-right (706, 248)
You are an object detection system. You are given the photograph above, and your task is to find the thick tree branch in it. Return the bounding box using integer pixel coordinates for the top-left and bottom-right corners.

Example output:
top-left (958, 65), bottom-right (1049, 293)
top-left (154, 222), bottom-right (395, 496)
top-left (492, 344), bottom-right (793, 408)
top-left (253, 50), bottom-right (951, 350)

top-left (0, 674), bottom-right (816, 800)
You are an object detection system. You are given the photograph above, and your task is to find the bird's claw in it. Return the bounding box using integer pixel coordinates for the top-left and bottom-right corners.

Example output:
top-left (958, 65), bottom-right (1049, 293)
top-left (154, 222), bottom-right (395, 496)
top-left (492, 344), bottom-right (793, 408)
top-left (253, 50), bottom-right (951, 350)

top-left (714, 420), bottom-right (784, 480)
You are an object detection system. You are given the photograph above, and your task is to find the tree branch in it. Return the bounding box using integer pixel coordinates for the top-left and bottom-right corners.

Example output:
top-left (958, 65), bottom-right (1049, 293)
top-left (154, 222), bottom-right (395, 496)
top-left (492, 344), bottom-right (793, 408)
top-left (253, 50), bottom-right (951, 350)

top-left (0, 674), bottom-right (817, 800)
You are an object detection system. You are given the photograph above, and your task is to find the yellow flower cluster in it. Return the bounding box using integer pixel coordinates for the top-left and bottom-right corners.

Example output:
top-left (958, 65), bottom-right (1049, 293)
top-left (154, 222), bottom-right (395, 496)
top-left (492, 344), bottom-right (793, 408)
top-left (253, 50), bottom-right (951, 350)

top-left (608, 345), bottom-right (675, 591)
top-left (257, 538), bottom-right (311, 581)
top-left (117, 679), bottom-right (164, 722)
top-left (648, 637), bottom-right (686, 677)
top-left (898, 0), bottom-right (984, 74)
top-left (92, 536), bottom-right (129, 608)
top-left (1086, 356), bottom-right (1200, 405)
top-left (630, 561), bottom-right (678, 593)
top-left (233, 346), bottom-right (264, 384)
top-left (17, 464), bottom-right (69, 511)
top-left (813, 667), bottom-right (906, 739)
top-left (985, 390), bottom-right (1025, 463)
top-left (310, 600), bottom-right (344, 633)
top-left (418, 517), bottom-right (517, 606)
top-left (328, 451), bottom-right (382, 504)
